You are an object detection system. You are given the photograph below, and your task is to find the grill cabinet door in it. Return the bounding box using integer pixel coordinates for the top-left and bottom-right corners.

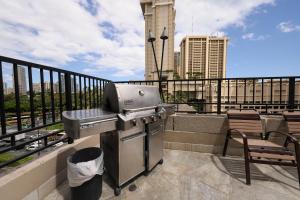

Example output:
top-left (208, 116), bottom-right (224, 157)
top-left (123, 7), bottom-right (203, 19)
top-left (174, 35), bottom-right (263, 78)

top-left (148, 121), bottom-right (164, 170)
top-left (119, 132), bottom-right (146, 185)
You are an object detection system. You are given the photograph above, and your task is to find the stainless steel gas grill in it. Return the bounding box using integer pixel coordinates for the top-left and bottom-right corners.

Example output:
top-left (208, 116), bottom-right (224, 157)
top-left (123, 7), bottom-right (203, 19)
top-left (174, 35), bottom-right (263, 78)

top-left (62, 83), bottom-right (175, 196)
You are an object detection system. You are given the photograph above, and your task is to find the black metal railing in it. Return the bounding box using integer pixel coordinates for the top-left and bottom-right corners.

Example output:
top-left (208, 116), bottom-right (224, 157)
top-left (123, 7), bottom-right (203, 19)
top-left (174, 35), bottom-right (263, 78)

top-left (115, 76), bottom-right (300, 114)
top-left (0, 56), bottom-right (110, 168)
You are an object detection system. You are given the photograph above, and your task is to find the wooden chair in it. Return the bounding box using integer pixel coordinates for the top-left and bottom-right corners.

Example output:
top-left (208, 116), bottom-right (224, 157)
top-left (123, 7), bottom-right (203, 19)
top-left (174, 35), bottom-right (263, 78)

top-left (283, 111), bottom-right (300, 147)
top-left (223, 109), bottom-right (300, 186)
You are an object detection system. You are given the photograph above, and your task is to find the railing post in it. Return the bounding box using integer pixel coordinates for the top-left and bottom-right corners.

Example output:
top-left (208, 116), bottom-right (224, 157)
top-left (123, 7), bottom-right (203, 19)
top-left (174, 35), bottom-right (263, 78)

top-left (65, 73), bottom-right (72, 111)
top-left (288, 77), bottom-right (295, 110)
top-left (0, 61), bottom-right (6, 135)
top-left (217, 79), bottom-right (222, 114)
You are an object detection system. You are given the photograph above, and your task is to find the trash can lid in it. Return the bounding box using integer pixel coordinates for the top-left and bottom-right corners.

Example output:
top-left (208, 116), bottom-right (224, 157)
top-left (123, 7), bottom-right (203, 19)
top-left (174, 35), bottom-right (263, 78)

top-left (71, 147), bottom-right (102, 164)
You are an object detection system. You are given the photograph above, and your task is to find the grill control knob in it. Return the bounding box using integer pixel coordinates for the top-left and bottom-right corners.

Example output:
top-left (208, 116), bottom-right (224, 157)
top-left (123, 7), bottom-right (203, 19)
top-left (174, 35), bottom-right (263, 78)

top-left (150, 116), bottom-right (156, 121)
top-left (142, 118), bottom-right (147, 123)
top-left (132, 119), bottom-right (137, 126)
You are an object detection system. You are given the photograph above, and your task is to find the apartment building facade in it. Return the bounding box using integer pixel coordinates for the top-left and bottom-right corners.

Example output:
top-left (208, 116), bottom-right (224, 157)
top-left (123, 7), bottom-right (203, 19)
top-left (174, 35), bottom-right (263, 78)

top-left (180, 36), bottom-right (228, 79)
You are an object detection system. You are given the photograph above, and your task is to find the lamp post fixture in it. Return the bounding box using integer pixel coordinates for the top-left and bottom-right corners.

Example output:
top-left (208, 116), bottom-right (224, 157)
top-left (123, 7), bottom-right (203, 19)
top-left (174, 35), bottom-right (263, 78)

top-left (148, 27), bottom-right (168, 102)
top-left (159, 27), bottom-right (168, 82)
top-left (147, 31), bottom-right (160, 82)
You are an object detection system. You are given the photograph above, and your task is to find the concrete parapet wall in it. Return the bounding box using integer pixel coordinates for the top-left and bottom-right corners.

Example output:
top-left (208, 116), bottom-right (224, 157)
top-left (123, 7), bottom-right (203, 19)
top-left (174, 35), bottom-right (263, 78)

top-left (164, 114), bottom-right (290, 155)
top-left (173, 114), bottom-right (227, 134)
top-left (0, 134), bottom-right (100, 200)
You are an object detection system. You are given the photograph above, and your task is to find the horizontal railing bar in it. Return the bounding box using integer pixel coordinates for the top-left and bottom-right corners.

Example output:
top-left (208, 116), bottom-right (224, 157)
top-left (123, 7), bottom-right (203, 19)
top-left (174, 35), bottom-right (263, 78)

top-left (0, 55), bottom-right (110, 82)
top-left (0, 136), bottom-right (67, 169)
top-left (0, 121), bottom-right (62, 140)
top-left (0, 129), bottom-right (64, 154)
top-left (114, 76), bottom-right (300, 83)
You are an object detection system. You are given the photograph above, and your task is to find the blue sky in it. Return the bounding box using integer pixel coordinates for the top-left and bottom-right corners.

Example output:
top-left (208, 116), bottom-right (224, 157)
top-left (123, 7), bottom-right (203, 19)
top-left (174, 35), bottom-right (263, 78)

top-left (0, 0), bottom-right (299, 84)
top-left (225, 0), bottom-right (300, 77)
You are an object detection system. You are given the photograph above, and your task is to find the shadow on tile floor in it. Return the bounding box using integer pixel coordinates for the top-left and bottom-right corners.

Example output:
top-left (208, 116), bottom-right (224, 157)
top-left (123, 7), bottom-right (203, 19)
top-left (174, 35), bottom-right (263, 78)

top-left (214, 156), bottom-right (273, 182)
top-left (211, 155), bottom-right (300, 191)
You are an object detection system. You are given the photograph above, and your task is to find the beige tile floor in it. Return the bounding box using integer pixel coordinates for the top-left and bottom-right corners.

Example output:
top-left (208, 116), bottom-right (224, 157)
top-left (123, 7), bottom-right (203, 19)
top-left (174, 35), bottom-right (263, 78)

top-left (45, 149), bottom-right (300, 200)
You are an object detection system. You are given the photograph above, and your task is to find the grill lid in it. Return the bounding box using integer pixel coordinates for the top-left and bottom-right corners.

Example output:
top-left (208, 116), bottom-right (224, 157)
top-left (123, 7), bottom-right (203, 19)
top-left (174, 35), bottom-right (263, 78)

top-left (103, 83), bottom-right (161, 113)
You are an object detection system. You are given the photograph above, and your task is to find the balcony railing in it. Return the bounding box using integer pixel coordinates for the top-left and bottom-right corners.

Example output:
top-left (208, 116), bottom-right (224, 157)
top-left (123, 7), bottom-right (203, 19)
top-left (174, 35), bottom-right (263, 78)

top-left (115, 76), bottom-right (300, 114)
top-left (0, 56), bottom-right (110, 168)
top-left (0, 55), bottom-right (300, 169)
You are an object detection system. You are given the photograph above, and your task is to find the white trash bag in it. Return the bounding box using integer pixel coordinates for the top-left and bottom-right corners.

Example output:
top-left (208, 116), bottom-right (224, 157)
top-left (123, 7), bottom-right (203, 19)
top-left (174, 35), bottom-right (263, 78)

top-left (67, 149), bottom-right (104, 187)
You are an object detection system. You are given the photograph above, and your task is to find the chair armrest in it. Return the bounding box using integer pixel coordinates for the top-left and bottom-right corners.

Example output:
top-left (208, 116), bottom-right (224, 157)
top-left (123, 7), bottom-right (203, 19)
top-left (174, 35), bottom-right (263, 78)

top-left (229, 129), bottom-right (250, 154)
top-left (229, 128), bottom-right (247, 139)
top-left (265, 131), bottom-right (298, 143)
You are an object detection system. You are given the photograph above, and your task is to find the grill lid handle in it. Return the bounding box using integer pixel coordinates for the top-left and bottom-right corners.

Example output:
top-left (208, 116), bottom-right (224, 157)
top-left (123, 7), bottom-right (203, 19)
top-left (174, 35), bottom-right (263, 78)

top-left (123, 106), bottom-right (158, 113)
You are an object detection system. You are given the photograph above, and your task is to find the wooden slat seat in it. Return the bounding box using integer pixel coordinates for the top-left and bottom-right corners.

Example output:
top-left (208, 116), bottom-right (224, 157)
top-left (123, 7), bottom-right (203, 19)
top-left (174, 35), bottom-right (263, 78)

top-left (250, 152), bottom-right (295, 161)
top-left (232, 138), bottom-right (281, 148)
top-left (286, 121), bottom-right (300, 134)
top-left (283, 111), bottom-right (300, 120)
top-left (283, 111), bottom-right (300, 135)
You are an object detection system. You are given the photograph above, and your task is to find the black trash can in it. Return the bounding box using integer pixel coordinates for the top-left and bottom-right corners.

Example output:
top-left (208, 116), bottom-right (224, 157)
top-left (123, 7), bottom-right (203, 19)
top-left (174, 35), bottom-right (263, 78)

top-left (68, 147), bottom-right (103, 200)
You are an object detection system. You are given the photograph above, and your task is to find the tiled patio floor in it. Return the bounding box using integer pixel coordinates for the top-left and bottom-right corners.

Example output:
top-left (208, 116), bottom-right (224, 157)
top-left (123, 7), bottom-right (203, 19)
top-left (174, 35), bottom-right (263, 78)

top-left (45, 149), bottom-right (300, 200)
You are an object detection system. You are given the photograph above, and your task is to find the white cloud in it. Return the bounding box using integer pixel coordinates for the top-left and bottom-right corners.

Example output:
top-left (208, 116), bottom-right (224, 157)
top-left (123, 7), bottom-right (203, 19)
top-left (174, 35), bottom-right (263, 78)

top-left (0, 0), bottom-right (145, 78)
top-left (277, 21), bottom-right (300, 33)
top-left (242, 33), bottom-right (254, 40)
top-left (0, 0), bottom-right (275, 79)
top-left (175, 0), bottom-right (275, 49)
top-left (242, 32), bottom-right (269, 40)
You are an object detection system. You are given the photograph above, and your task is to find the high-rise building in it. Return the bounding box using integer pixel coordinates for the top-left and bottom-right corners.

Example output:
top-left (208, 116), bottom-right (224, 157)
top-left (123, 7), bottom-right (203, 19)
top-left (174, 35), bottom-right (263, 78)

top-left (3, 82), bottom-right (8, 95)
top-left (174, 51), bottom-right (180, 78)
top-left (44, 81), bottom-right (51, 91)
top-left (32, 83), bottom-right (41, 93)
top-left (12, 66), bottom-right (27, 95)
top-left (140, 0), bottom-right (176, 80)
top-left (3, 82), bottom-right (13, 95)
top-left (180, 36), bottom-right (228, 79)
top-left (61, 74), bottom-right (65, 93)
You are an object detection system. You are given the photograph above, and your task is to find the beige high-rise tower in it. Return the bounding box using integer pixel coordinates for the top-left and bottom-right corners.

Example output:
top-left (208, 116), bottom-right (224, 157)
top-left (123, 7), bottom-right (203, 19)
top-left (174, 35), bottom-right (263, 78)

top-left (140, 0), bottom-right (175, 80)
top-left (180, 36), bottom-right (228, 79)
top-left (12, 65), bottom-right (27, 95)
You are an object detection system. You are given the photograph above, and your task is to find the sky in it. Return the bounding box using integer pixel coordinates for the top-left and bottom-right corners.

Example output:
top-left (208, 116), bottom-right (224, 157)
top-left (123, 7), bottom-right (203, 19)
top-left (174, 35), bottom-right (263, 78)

top-left (0, 0), bottom-right (299, 83)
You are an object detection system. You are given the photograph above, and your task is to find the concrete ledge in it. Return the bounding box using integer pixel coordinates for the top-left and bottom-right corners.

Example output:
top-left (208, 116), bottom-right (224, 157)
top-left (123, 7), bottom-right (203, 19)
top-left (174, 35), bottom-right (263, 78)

top-left (164, 130), bottom-right (226, 145)
top-left (166, 114), bottom-right (290, 134)
top-left (164, 130), bottom-right (243, 156)
top-left (164, 114), bottom-right (290, 155)
top-left (171, 114), bottom-right (227, 134)
top-left (0, 134), bottom-right (100, 200)
top-left (164, 141), bottom-right (243, 156)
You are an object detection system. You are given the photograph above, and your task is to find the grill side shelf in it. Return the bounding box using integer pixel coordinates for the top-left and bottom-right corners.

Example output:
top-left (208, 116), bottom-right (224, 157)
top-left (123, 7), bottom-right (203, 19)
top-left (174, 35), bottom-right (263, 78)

top-left (62, 109), bottom-right (118, 140)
